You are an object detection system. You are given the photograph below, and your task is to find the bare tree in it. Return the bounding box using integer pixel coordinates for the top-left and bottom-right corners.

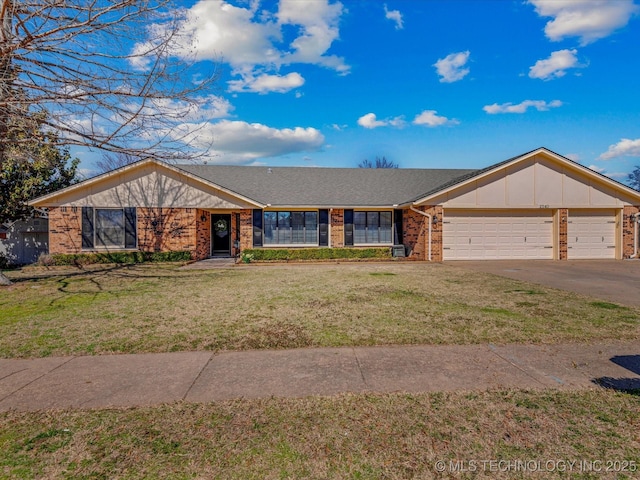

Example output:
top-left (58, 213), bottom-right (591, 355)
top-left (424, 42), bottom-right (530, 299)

top-left (358, 156), bottom-right (399, 168)
top-left (0, 0), bottom-right (217, 165)
top-left (0, 0), bottom-right (217, 284)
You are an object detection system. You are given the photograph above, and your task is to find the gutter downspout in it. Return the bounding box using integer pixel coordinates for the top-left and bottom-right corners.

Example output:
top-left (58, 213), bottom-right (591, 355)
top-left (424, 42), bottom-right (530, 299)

top-left (409, 205), bottom-right (432, 261)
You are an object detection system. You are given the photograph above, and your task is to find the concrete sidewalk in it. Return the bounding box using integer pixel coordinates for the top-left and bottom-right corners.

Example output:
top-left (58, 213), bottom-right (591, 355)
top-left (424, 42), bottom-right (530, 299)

top-left (1, 342), bottom-right (639, 412)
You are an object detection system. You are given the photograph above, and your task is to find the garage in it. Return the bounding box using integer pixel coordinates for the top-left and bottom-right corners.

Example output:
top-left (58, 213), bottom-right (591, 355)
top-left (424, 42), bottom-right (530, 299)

top-left (443, 210), bottom-right (554, 260)
top-left (567, 210), bottom-right (616, 259)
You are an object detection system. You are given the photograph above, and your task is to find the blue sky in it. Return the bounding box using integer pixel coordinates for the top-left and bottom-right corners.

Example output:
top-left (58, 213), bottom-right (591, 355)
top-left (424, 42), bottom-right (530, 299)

top-left (82, 0), bottom-right (640, 182)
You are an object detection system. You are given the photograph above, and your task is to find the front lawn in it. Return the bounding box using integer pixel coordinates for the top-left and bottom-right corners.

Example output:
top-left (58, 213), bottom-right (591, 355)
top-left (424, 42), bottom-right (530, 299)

top-left (1, 262), bottom-right (638, 358)
top-left (1, 389), bottom-right (638, 479)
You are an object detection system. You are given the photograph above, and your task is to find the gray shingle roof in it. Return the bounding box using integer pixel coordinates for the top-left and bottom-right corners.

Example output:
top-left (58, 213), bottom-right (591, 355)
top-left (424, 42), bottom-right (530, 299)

top-left (177, 164), bottom-right (479, 207)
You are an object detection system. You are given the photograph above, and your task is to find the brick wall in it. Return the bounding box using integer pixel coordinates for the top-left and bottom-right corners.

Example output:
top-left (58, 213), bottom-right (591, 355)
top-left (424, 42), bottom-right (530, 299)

top-left (239, 209), bottom-right (253, 251)
top-left (558, 208), bottom-right (568, 260)
top-left (402, 208), bottom-right (423, 260)
top-left (330, 209), bottom-right (344, 247)
top-left (623, 205), bottom-right (640, 258)
top-left (401, 206), bottom-right (442, 261)
top-left (137, 208), bottom-right (198, 256)
top-left (48, 207), bottom-right (82, 254)
top-left (195, 209), bottom-right (211, 260)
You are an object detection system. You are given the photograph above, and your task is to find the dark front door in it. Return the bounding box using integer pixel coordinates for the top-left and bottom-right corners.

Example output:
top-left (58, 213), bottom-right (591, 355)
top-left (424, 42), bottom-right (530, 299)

top-left (211, 214), bottom-right (231, 257)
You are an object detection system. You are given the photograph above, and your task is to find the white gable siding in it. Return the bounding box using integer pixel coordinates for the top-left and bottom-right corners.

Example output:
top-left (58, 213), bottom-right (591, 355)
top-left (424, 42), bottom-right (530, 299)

top-left (38, 164), bottom-right (255, 209)
top-left (429, 154), bottom-right (637, 208)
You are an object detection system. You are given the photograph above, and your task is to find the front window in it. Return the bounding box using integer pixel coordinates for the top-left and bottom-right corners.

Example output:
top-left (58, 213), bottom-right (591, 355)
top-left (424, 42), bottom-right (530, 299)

top-left (264, 211), bottom-right (318, 245)
top-left (82, 206), bottom-right (136, 250)
top-left (354, 211), bottom-right (392, 244)
top-left (95, 209), bottom-right (125, 247)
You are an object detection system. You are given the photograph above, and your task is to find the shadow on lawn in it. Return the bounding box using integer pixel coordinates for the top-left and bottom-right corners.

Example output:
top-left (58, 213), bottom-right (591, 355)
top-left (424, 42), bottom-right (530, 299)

top-left (593, 355), bottom-right (640, 394)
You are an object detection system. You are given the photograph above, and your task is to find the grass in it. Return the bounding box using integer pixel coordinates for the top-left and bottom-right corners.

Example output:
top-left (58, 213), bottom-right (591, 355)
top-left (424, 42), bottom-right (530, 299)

top-left (0, 389), bottom-right (638, 479)
top-left (1, 262), bottom-right (638, 358)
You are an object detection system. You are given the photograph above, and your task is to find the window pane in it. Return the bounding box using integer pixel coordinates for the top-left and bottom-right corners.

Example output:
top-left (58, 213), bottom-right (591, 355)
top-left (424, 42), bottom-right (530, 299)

top-left (380, 211), bottom-right (392, 243)
top-left (278, 212), bottom-right (292, 243)
top-left (95, 209), bottom-right (124, 247)
top-left (304, 212), bottom-right (318, 244)
top-left (367, 212), bottom-right (379, 243)
top-left (291, 212), bottom-right (305, 243)
top-left (263, 212), bottom-right (277, 245)
top-left (354, 212), bottom-right (367, 244)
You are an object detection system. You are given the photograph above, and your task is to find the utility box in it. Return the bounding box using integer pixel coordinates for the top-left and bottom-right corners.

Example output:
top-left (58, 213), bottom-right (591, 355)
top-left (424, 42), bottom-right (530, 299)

top-left (392, 245), bottom-right (406, 257)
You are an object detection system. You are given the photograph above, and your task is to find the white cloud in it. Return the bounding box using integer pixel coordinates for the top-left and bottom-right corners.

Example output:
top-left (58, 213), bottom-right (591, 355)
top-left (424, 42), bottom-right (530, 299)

top-left (588, 164), bottom-right (605, 173)
top-left (412, 110), bottom-right (458, 127)
top-left (384, 4), bottom-right (404, 29)
top-left (599, 138), bottom-right (640, 160)
top-left (228, 72), bottom-right (304, 94)
top-left (483, 100), bottom-right (563, 114)
top-left (172, 120), bottom-right (324, 164)
top-left (144, 0), bottom-right (349, 95)
top-left (277, 0), bottom-right (349, 74)
top-left (433, 51), bottom-right (470, 83)
top-left (357, 113), bottom-right (405, 129)
top-left (528, 0), bottom-right (639, 45)
top-left (529, 49), bottom-right (580, 80)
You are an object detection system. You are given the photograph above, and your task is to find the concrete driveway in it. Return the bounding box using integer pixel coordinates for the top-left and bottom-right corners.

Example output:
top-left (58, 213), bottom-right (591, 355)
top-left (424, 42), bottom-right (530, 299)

top-left (449, 260), bottom-right (640, 307)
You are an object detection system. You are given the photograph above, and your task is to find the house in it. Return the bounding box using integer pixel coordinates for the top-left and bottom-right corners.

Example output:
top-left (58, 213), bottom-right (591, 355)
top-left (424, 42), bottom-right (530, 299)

top-left (0, 217), bottom-right (49, 266)
top-left (28, 147), bottom-right (640, 261)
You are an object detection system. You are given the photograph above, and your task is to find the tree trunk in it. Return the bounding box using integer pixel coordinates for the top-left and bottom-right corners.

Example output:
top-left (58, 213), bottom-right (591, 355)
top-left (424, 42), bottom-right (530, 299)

top-left (0, 271), bottom-right (11, 286)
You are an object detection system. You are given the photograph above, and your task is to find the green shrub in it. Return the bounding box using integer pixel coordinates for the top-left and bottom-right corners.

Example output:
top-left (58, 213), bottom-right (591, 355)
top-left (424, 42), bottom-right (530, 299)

top-left (240, 247), bottom-right (392, 262)
top-left (39, 250), bottom-right (192, 266)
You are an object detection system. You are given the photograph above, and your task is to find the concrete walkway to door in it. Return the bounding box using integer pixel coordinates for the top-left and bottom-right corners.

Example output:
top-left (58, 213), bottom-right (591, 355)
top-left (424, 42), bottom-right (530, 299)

top-left (449, 260), bottom-right (640, 307)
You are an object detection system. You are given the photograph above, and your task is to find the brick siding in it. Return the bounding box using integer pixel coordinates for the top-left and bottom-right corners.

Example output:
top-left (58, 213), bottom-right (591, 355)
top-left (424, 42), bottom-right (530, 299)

top-left (48, 207), bottom-right (82, 254)
top-left (402, 206), bottom-right (442, 261)
top-left (239, 209), bottom-right (253, 251)
top-left (330, 209), bottom-right (344, 247)
top-left (195, 209), bottom-right (211, 260)
top-left (623, 206), bottom-right (640, 258)
top-left (137, 208), bottom-right (198, 257)
top-left (558, 208), bottom-right (568, 260)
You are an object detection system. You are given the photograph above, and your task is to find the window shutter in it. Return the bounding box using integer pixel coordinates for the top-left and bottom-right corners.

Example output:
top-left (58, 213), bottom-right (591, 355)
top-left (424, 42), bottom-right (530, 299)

top-left (394, 209), bottom-right (403, 245)
top-left (318, 209), bottom-right (329, 246)
top-left (344, 209), bottom-right (354, 246)
top-left (81, 207), bottom-right (94, 249)
top-left (252, 209), bottom-right (263, 247)
top-left (124, 207), bottom-right (137, 249)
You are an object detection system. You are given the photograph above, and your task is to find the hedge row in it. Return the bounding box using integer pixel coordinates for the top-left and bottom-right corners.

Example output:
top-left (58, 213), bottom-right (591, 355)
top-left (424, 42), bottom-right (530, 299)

top-left (241, 247), bottom-right (392, 262)
top-left (38, 250), bottom-right (192, 266)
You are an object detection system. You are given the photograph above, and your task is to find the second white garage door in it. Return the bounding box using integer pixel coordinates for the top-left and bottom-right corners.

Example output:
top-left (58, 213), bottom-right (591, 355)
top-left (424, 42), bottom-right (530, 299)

top-left (568, 210), bottom-right (616, 259)
top-left (443, 210), bottom-right (554, 260)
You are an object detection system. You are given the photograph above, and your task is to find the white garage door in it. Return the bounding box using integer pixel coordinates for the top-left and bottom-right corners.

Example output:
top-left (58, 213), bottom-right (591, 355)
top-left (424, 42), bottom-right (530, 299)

top-left (568, 210), bottom-right (616, 259)
top-left (443, 210), bottom-right (554, 260)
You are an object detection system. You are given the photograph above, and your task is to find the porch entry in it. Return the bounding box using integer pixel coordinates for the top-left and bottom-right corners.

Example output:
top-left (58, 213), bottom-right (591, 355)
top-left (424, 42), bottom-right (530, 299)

top-left (211, 214), bottom-right (231, 257)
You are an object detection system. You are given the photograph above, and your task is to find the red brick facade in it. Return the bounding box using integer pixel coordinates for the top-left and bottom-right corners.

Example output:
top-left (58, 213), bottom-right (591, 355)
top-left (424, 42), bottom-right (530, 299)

top-left (330, 209), bottom-right (344, 248)
top-left (401, 206), bottom-right (442, 261)
top-left (48, 207), bottom-right (82, 254)
top-left (137, 208), bottom-right (198, 256)
top-left (239, 209), bottom-right (253, 252)
top-left (623, 206), bottom-right (640, 258)
top-left (558, 208), bottom-right (568, 260)
top-left (47, 204), bottom-right (640, 261)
